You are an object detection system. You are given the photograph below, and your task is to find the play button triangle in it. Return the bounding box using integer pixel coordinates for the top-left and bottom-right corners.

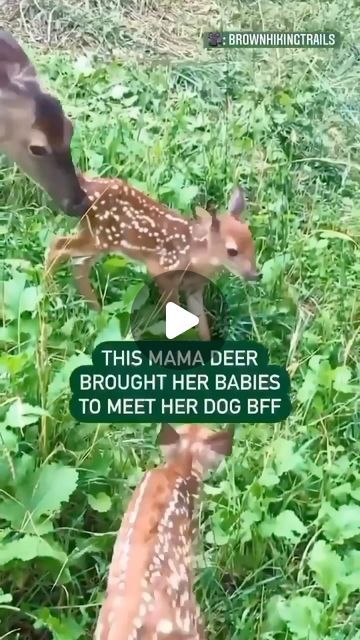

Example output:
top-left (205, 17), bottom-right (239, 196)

top-left (165, 302), bottom-right (199, 339)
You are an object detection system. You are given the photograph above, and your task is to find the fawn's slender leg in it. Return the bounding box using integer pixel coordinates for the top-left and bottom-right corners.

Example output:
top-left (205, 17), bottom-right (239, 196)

top-left (147, 264), bottom-right (181, 307)
top-left (71, 256), bottom-right (100, 310)
top-left (185, 285), bottom-right (211, 341)
top-left (44, 234), bottom-right (100, 310)
top-left (44, 236), bottom-right (72, 277)
top-left (157, 280), bottom-right (180, 306)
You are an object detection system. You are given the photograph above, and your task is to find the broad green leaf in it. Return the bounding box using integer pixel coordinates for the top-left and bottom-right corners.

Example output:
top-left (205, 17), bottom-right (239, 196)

top-left (297, 370), bottom-right (318, 404)
top-left (0, 463), bottom-right (78, 529)
top-left (264, 595), bottom-right (287, 633)
top-left (332, 365), bottom-right (354, 393)
top-left (0, 277), bottom-right (43, 318)
top-left (239, 510), bottom-right (262, 543)
top-left (0, 535), bottom-right (67, 565)
top-left (313, 359), bottom-right (334, 388)
top-left (18, 464), bottom-right (79, 518)
top-left (340, 571), bottom-right (360, 599)
top-left (258, 466), bottom-right (280, 487)
top-left (33, 608), bottom-right (83, 640)
top-left (0, 353), bottom-right (29, 375)
top-left (160, 172), bottom-right (184, 194)
top-left (0, 422), bottom-right (19, 450)
top-left (344, 550), bottom-right (360, 573)
top-left (93, 317), bottom-right (122, 347)
top-left (308, 540), bottom-right (344, 599)
top-left (109, 84), bottom-right (127, 100)
top-left (47, 353), bottom-right (92, 405)
top-left (18, 285), bottom-right (43, 313)
top-left (203, 484), bottom-right (224, 495)
top-left (351, 487), bottom-right (360, 502)
top-left (0, 273), bottom-right (26, 319)
top-left (205, 527), bottom-right (229, 546)
top-left (279, 595), bottom-right (324, 640)
top-left (122, 283), bottom-right (149, 312)
top-left (145, 320), bottom-right (166, 336)
top-left (260, 254), bottom-right (290, 286)
top-left (273, 438), bottom-right (304, 475)
top-left (87, 492), bottom-right (112, 513)
top-left (103, 255), bottom-right (128, 270)
top-left (177, 185), bottom-right (199, 208)
top-left (331, 482), bottom-right (352, 499)
top-left (260, 510), bottom-right (307, 542)
top-left (5, 400), bottom-right (48, 428)
top-left (0, 326), bottom-right (18, 344)
top-left (73, 54), bottom-right (94, 75)
top-left (322, 503), bottom-right (360, 543)
top-left (87, 150), bottom-right (103, 170)
top-left (0, 590), bottom-right (12, 604)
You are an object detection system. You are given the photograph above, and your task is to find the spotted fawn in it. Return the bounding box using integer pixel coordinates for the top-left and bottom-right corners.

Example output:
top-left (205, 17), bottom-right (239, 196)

top-left (94, 423), bottom-right (234, 640)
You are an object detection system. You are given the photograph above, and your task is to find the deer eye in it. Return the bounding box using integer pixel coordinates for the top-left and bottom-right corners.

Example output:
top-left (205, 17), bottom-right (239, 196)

top-left (29, 145), bottom-right (48, 157)
top-left (227, 247), bottom-right (238, 257)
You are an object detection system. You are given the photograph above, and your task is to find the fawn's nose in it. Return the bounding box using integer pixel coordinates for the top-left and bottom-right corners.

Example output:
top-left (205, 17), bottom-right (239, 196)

top-left (245, 270), bottom-right (262, 282)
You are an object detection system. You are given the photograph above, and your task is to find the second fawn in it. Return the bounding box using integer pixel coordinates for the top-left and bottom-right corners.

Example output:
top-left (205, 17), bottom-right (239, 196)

top-left (94, 423), bottom-right (234, 640)
top-left (45, 175), bottom-right (261, 339)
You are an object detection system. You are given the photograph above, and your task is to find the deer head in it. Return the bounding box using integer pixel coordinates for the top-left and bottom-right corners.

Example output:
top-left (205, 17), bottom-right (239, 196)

top-left (0, 30), bottom-right (90, 216)
top-left (194, 185), bottom-right (262, 281)
top-left (157, 423), bottom-right (234, 474)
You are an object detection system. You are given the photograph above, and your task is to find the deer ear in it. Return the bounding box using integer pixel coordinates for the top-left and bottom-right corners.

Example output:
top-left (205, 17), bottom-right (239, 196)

top-left (228, 186), bottom-right (246, 219)
top-left (195, 206), bottom-right (211, 221)
top-left (0, 31), bottom-right (38, 98)
top-left (194, 206), bottom-right (220, 235)
top-left (156, 423), bottom-right (180, 446)
top-left (205, 426), bottom-right (234, 456)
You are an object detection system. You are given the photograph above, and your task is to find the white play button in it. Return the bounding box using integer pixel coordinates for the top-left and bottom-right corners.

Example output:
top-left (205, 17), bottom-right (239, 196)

top-left (165, 302), bottom-right (199, 339)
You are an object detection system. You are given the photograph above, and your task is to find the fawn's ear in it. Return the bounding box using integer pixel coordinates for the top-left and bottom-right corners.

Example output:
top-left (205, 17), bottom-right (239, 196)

top-left (205, 425), bottom-right (234, 457)
top-left (157, 423), bottom-right (181, 461)
top-left (195, 206), bottom-right (220, 233)
top-left (157, 423), bottom-right (180, 446)
top-left (228, 186), bottom-right (247, 220)
top-left (195, 206), bottom-right (212, 221)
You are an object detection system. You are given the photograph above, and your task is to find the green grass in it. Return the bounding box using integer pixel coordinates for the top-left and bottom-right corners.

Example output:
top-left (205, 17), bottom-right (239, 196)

top-left (1, 1), bottom-right (360, 639)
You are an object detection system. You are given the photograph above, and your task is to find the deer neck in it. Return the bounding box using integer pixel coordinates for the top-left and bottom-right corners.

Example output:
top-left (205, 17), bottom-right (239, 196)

top-left (166, 453), bottom-right (204, 546)
top-left (188, 220), bottom-right (218, 273)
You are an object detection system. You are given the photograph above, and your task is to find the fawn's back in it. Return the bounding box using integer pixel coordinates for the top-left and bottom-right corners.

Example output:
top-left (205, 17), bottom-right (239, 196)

top-left (94, 424), bottom-right (234, 640)
top-left (48, 174), bottom-right (260, 280)
top-left (45, 176), bottom-right (261, 339)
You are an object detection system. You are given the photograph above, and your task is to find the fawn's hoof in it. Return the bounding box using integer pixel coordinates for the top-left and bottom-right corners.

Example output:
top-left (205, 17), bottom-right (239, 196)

top-left (87, 299), bottom-right (102, 312)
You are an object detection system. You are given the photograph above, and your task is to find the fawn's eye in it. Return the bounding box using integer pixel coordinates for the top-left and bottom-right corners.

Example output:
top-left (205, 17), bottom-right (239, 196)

top-left (227, 247), bottom-right (238, 257)
top-left (29, 145), bottom-right (48, 156)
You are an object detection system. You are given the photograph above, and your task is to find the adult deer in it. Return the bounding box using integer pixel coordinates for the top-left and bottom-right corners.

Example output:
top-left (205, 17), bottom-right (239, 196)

top-left (94, 423), bottom-right (234, 640)
top-left (0, 30), bottom-right (90, 216)
top-left (45, 175), bottom-right (261, 339)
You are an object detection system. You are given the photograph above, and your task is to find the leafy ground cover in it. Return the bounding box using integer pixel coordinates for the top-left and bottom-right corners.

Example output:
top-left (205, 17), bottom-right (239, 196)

top-left (1, 1), bottom-right (360, 639)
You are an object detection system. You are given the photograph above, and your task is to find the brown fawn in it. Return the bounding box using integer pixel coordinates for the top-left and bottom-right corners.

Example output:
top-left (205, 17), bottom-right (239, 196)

top-left (0, 30), bottom-right (89, 216)
top-left (45, 174), bottom-right (261, 339)
top-left (94, 423), bottom-right (234, 640)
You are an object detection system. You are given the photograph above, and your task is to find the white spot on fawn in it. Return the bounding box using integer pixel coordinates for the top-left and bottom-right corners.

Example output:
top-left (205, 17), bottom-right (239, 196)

top-left (157, 619), bottom-right (173, 634)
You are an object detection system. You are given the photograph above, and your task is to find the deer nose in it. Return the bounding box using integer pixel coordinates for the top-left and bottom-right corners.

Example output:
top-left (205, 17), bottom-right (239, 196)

top-left (246, 270), bottom-right (262, 282)
top-left (62, 192), bottom-right (91, 217)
